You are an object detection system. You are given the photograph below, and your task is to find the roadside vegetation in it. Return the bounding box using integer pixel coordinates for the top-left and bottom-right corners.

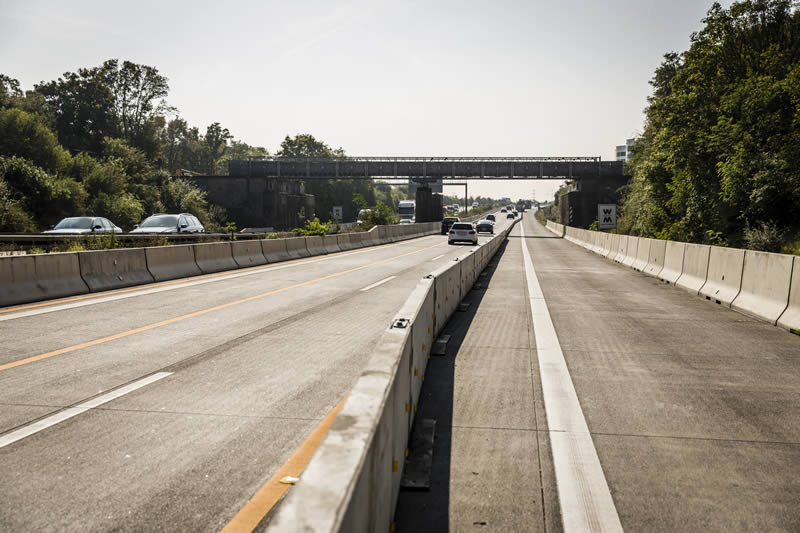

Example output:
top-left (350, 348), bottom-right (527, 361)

top-left (546, 1), bottom-right (800, 254)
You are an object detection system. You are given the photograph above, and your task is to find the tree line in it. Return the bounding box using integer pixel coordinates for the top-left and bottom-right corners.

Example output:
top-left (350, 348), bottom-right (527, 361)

top-left (0, 60), bottom-right (407, 233)
top-left (616, 0), bottom-right (800, 254)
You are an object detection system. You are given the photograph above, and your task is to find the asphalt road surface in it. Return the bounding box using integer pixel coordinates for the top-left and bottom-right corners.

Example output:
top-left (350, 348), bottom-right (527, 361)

top-left (397, 213), bottom-right (800, 532)
top-left (0, 219), bottom-right (508, 532)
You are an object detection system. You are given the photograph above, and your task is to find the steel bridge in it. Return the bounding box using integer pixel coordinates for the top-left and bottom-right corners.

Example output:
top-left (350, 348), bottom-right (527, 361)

top-left (228, 157), bottom-right (625, 180)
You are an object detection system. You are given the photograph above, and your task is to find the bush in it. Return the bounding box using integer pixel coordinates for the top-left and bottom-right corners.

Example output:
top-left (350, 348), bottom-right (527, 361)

top-left (292, 217), bottom-right (330, 236)
top-left (744, 221), bottom-right (784, 252)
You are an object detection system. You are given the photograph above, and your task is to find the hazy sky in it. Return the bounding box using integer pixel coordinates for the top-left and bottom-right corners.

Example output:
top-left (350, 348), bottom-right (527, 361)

top-left (1, 0), bottom-right (731, 202)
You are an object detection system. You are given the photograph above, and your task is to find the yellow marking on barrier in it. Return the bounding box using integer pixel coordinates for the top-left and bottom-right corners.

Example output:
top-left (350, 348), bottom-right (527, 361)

top-left (422, 344), bottom-right (426, 351)
top-left (414, 368), bottom-right (418, 376)
top-left (392, 460), bottom-right (398, 473)
top-left (405, 403), bottom-right (410, 413)
top-left (414, 405), bottom-right (417, 414)
top-left (405, 448), bottom-right (409, 457)
top-left (0, 242), bottom-right (444, 373)
top-left (421, 375), bottom-right (425, 382)
top-left (221, 395), bottom-right (346, 533)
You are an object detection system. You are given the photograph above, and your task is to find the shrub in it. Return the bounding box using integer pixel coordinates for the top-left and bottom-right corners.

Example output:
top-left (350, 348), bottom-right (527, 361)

top-left (744, 221), bottom-right (783, 252)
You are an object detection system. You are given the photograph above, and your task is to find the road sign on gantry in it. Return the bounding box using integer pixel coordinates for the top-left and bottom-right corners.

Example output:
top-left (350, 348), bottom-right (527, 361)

top-left (598, 204), bottom-right (616, 229)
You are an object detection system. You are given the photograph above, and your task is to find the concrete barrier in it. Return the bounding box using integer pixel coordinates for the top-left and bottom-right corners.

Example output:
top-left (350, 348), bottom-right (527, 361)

top-left (606, 234), bottom-right (620, 259)
top-left (676, 243), bottom-right (711, 294)
top-left (321, 235), bottom-right (341, 254)
top-left (0, 253), bottom-right (89, 307)
top-left (363, 227), bottom-right (380, 247)
top-left (261, 238), bottom-right (291, 263)
top-left (613, 235), bottom-right (629, 263)
top-left (777, 258), bottom-right (800, 332)
top-left (267, 225), bottom-right (514, 531)
top-left (622, 237), bottom-right (639, 267)
top-left (376, 226), bottom-right (392, 245)
top-left (284, 237), bottom-right (311, 259)
top-left (644, 239), bottom-right (667, 277)
top-left (658, 241), bottom-right (686, 284)
top-left (698, 247), bottom-right (745, 306)
top-left (631, 238), bottom-right (651, 272)
top-left (337, 233), bottom-right (362, 251)
top-left (231, 240), bottom-right (267, 268)
top-left (145, 244), bottom-right (202, 282)
top-left (304, 236), bottom-right (328, 256)
top-left (731, 251), bottom-right (793, 324)
top-left (79, 248), bottom-right (154, 291)
top-left (193, 242), bottom-right (238, 274)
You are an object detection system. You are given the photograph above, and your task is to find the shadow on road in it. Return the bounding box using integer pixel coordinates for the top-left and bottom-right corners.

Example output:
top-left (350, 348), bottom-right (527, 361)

top-left (393, 239), bottom-right (511, 532)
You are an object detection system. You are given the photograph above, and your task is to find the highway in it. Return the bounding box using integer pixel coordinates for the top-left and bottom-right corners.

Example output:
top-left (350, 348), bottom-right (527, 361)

top-left (397, 213), bottom-right (800, 532)
top-left (0, 219), bottom-right (508, 531)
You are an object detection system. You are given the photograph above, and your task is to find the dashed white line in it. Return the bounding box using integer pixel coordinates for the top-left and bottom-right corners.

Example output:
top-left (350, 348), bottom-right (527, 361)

top-left (0, 372), bottom-right (172, 449)
top-left (359, 276), bottom-right (397, 292)
top-left (431, 254), bottom-right (446, 261)
top-left (519, 222), bottom-right (623, 532)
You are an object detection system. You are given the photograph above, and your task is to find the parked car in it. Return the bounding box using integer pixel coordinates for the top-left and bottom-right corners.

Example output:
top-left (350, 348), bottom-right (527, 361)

top-left (44, 217), bottom-right (122, 234)
top-left (130, 213), bottom-right (204, 234)
top-left (486, 214), bottom-right (496, 222)
top-left (399, 219), bottom-right (413, 224)
top-left (356, 209), bottom-right (372, 225)
top-left (441, 216), bottom-right (460, 235)
top-left (448, 222), bottom-right (478, 245)
top-left (476, 219), bottom-right (494, 234)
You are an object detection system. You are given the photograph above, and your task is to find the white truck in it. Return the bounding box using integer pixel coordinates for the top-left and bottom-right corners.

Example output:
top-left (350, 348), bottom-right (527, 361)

top-left (398, 200), bottom-right (415, 222)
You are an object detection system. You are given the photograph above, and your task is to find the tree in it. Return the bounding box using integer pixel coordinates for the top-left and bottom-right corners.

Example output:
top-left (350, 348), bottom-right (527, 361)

top-left (201, 122), bottom-right (232, 174)
top-left (622, 0), bottom-right (800, 249)
top-left (0, 108), bottom-right (70, 172)
top-left (276, 133), bottom-right (345, 158)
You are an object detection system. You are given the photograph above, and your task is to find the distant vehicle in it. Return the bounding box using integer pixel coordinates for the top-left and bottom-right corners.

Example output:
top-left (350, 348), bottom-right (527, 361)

top-left (486, 214), bottom-right (496, 222)
top-left (398, 200), bottom-right (415, 220)
top-left (399, 219), bottom-right (413, 224)
top-left (44, 217), bottom-right (122, 234)
top-left (500, 208), bottom-right (507, 213)
top-left (357, 209), bottom-right (372, 224)
top-left (471, 202), bottom-right (479, 209)
top-left (441, 216), bottom-right (460, 235)
top-left (506, 212), bottom-right (515, 219)
top-left (130, 213), bottom-right (204, 234)
top-left (448, 222), bottom-right (478, 245)
top-left (476, 219), bottom-right (494, 234)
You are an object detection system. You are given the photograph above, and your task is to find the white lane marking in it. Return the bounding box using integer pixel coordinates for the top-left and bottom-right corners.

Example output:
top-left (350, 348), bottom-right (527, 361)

top-left (431, 254), bottom-right (446, 261)
top-left (0, 236), bottom-right (441, 323)
top-left (0, 372), bottom-right (172, 449)
top-left (359, 276), bottom-right (397, 292)
top-left (519, 222), bottom-right (623, 532)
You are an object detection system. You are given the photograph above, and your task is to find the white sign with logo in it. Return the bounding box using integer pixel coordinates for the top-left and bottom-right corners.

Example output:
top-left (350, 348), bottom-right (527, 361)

top-left (332, 206), bottom-right (343, 221)
top-left (598, 204), bottom-right (616, 229)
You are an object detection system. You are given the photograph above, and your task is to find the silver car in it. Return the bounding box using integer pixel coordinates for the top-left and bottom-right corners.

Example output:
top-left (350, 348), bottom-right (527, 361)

top-left (130, 213), bottom-right (205, 234)
top-left (447, 222), bottom-right (478, 245)
top-left (44, 217), bottom-right (122, 234)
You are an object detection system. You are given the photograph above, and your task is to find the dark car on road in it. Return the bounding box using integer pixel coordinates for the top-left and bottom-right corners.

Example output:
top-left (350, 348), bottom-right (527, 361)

top-left (476, 219), bottom-right (494, 234)
top-left (486, 214), bottom-right (496, 222)
top-left (506, 212), bottom-right (515, 219)
top-left (441, 217), bottom-right (460, 235)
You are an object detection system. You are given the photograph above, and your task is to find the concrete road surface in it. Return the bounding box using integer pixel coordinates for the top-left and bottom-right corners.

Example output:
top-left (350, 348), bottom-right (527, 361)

top-left (396, 213), bottom-right (800, 532)
top-left (0, 219), bottom-right (508, 531)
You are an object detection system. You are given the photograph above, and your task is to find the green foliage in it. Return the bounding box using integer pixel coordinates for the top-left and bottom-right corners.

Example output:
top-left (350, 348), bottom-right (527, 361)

top-left (266, 232), bottom-right (280, 239)
top-left (0, 107), bottom-right (70, 172)
top-left (225, 221), bottom-right (238, 241)
top-left (623, 1), bottom-right (800, 250)
top-left (291, 217), bottom-right (330, 236)
top-left (588, 220), bottom-right (598, 231)
top-left (277, 134), bottom-right (345, 159)
top-left (0, 177), bottom-right (36, 231)
top-left (358, 202), bottom-right (395, 229)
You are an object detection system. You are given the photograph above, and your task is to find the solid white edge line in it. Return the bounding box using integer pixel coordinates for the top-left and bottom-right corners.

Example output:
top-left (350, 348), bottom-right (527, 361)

top-left (359, 275), bottom-right (397, 292)
top-left (0, 236), bottom-right (437, 322)
top-left (0, 372), bottom-right (172, 449)
top-left (519, 222), bottom-right (623, 532)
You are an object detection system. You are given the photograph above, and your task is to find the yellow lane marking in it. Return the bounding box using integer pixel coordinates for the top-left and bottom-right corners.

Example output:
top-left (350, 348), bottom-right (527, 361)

top-left (0, 239), bottom-right (420, 315)
top-left (221, 396), bottom-right (347, 533)
top-left (0, 243), bottom-right (442, 373)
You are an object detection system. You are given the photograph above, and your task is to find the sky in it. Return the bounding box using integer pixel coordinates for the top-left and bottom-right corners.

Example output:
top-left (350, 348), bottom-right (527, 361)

top-left (0, 0), bottom-right (733, 203)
